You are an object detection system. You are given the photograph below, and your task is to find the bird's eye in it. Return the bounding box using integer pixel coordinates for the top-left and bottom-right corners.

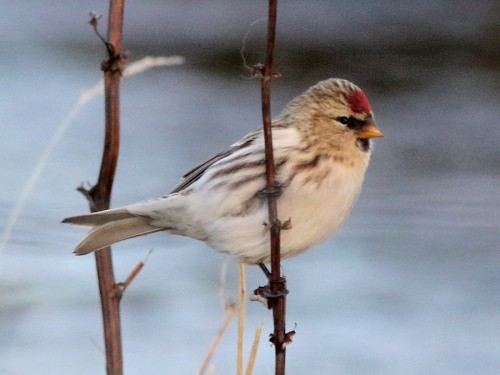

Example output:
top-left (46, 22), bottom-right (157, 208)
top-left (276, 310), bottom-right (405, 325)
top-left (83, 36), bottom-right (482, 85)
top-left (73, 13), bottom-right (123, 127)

top-left (337, 116), bottom-right (350, 125)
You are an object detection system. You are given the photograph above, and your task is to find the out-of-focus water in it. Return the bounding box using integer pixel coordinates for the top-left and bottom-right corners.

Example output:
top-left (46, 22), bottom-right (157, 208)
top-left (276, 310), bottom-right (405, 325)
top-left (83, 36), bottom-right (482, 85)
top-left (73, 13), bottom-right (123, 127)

top-left (1, 1), bottom-right (499, 374)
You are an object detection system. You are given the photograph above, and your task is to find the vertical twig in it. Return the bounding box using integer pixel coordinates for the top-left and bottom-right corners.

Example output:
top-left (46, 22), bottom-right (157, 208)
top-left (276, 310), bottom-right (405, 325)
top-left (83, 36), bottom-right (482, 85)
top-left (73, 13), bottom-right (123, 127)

top-left (245, 326), bottom-right (263, 375)
top-left (79, 2), bottom-right (126, 375)
top-left (259, 1), bottom-right (287, 374)
top-left (237, 264), bottom-right (246, 375)
top-left (196, 304), bottom-right (237, 375)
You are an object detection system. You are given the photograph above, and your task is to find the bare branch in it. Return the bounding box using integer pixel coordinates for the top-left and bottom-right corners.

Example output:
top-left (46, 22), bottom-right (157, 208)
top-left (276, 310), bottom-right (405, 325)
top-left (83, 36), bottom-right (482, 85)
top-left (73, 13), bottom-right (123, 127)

top-left (82, 2), bottom-right (127, 375)
top-left (258, 1), bottom-right (289, 374)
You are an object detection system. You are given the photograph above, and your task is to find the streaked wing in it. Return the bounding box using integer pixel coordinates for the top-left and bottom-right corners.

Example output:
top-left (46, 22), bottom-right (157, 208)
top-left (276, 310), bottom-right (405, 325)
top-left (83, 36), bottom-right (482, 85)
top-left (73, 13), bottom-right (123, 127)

top-left (169, 152), bottom-right (230, 193)
top-left (169, 131), bottom-right (259, 194)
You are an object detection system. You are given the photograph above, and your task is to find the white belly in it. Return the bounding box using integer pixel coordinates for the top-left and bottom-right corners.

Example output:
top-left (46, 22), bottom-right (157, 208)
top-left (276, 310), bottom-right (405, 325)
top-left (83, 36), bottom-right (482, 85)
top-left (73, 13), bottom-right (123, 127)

top-left (202, 157), bottom-right (367, 264)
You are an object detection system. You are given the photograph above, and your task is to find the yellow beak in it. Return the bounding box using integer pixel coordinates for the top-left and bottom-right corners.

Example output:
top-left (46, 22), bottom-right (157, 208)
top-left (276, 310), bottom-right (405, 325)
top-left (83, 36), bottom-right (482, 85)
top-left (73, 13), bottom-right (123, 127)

top-left (357, 122), bottom-right (384, 139)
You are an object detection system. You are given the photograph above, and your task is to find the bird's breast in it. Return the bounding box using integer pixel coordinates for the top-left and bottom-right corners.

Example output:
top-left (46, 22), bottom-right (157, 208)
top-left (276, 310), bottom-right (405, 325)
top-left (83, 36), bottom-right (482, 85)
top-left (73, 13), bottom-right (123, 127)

top-left (277, 154), bottom-right (368, 258)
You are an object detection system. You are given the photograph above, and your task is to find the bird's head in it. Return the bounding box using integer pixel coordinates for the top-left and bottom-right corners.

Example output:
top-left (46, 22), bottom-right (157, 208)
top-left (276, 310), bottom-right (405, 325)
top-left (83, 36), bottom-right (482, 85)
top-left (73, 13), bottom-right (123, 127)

top-left (282, 78), bottom-right (384, 152)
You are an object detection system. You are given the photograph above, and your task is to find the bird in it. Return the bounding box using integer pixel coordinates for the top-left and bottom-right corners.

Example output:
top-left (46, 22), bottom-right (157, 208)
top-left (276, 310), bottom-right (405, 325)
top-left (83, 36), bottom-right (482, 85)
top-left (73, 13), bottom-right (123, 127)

top-left (63, 78), bottom-right (383, 267)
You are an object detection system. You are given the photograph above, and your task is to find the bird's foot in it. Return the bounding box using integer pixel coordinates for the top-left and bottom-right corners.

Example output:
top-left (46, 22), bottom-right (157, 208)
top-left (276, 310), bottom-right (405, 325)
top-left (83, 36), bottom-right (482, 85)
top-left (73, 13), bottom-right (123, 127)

top-left (253, 279), bottom-right (288, 298)
top-left (257, 182), bottom-right (283, 199)
top-left (252, 277), bottom-right (288, 310)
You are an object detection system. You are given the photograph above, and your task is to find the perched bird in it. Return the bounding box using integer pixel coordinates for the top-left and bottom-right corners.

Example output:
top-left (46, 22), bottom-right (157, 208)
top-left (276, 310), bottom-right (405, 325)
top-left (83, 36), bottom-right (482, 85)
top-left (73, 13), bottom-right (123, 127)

top-left (63, 78), bottom-right (383, 265)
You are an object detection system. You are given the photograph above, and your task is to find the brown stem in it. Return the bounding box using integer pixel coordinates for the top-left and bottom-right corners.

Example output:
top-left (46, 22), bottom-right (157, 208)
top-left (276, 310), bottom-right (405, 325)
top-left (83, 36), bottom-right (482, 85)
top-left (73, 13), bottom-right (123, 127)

top-left (79, 2), bottom-right (126, 375)
top-left (259, 1), bottom-right (287, 374)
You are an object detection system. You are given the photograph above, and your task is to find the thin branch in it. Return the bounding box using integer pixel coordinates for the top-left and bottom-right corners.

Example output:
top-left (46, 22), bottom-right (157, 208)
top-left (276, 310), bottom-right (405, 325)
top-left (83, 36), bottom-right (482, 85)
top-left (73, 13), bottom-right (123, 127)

top-left (237, 264), bottom-right (246, 375)
top-left (259, 1), bottom-right (280, 283)
top-left (245, 326), bottom-right (264, 375)
top-left (258, 1), bottom-right (288, 374)
top-left (196, 304), bottom-right (237, 375)
top-left (78, 2), bottom-right (126, 375)
top-left (111, 249), bottom-right (153, 299)
top-left (125, 250), bottom-right (148, 283)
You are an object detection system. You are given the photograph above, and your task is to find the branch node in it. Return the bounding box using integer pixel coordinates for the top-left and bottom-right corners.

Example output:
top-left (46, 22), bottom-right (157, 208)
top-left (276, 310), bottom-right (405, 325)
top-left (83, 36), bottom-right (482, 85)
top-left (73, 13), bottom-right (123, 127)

top-left (283, 323), bottom-right (297, 348)
top-left (101, 53), bottom-right (127, 74)
top-left (251, 63), bottom-right (265, 77)
top-left (88, 11), bottom-right (127, 73)
top-left (269, 323), bottom-right (296, 348)
top-left (251, 63), bottom-right (281, 81)
top-left (110, 282), bottom-right (125, 300)
top-left (76, 184), bottom-right (97, 210)
top-left (281, 217), bottom-right (292, 230)
top-left (109, 250), bottom-right (151, 300)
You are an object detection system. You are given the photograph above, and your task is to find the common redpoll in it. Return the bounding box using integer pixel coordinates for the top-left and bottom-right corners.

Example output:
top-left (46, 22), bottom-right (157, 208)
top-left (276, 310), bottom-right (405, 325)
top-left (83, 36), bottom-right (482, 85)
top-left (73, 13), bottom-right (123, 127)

top-left (63, 78), bottom-right (383, 265)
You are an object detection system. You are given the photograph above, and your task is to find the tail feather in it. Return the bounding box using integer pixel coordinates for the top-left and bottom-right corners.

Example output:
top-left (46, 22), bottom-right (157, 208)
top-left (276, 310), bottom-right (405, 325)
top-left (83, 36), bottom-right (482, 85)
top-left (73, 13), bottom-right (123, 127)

top-left (63, 209), bottom-right (165, 255)
top-left (73, 216), bottom-right (164, 255)
top-left (62, 209), bottom-right (134, 227)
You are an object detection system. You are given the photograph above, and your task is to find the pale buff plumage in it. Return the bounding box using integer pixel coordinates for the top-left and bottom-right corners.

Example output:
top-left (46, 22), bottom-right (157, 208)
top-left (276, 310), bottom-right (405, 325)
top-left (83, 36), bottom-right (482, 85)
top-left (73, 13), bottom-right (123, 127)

top-left (63, 78), bottom-right (383, 264)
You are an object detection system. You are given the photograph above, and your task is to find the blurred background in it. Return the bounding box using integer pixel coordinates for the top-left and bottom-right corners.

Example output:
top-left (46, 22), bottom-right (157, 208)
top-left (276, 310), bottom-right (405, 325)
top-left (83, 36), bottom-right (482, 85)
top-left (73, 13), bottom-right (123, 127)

top-left (1, 1), bottom-right (499, 374)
